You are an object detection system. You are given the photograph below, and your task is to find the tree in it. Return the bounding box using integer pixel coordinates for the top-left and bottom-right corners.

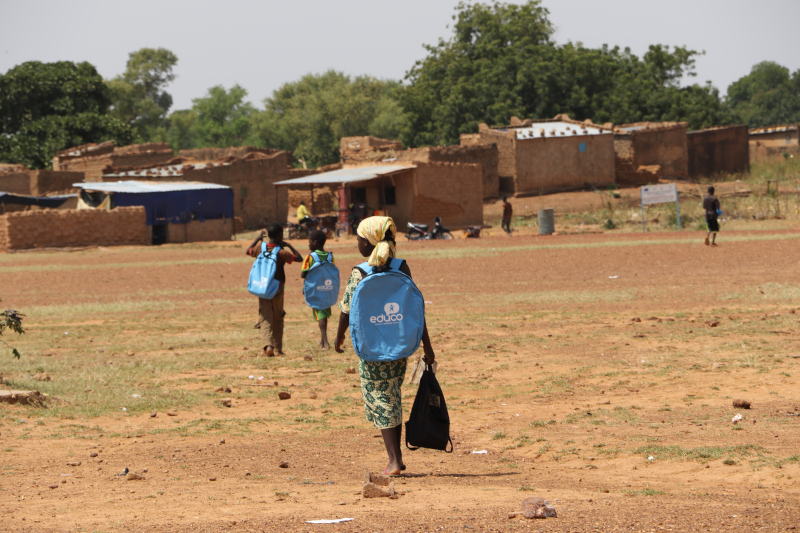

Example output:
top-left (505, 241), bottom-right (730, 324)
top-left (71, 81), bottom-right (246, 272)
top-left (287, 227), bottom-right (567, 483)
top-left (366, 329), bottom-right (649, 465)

top-left (107, 48), bottom-right (178, 141)
top-left (402, 1), bottom-right (727, 147)
top-left (1, 299), bottom-right (24, 359)
top-left (726, 61), bottom-right (800, 127)
top-left (250, 71), bottom-right (407, 167)
top-left (190, 84), bottom-right (255, 148)
top-left (0, 61), bottom-right (134, 168)
top-left (157, 109), bottom-right (200, 151)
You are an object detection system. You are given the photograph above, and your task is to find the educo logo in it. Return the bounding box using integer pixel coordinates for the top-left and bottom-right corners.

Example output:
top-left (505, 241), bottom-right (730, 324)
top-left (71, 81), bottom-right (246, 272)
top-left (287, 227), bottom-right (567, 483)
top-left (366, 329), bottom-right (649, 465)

top-left (316, 279), bottom-right (334, 291)
top-left (252, 276), bottom-right (270, 289)
top-left (370, 302), bottom-right (403, 325)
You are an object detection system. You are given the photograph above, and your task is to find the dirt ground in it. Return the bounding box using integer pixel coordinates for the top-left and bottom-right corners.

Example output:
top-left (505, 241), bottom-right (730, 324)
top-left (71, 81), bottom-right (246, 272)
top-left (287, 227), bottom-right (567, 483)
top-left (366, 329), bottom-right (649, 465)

top-left (1, 227), bottom-right (799, 532)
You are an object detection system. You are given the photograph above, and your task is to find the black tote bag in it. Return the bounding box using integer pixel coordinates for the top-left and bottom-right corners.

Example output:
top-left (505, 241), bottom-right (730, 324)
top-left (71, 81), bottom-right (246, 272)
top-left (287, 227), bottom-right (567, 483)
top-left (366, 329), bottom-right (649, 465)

top-left (405, 365), bottom-right (453, 452)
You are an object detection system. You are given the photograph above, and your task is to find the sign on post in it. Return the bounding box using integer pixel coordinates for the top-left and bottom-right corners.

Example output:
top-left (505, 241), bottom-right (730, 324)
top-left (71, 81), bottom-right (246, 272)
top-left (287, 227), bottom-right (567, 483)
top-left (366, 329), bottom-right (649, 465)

top-left (640, 183), bottom-right (681, 232)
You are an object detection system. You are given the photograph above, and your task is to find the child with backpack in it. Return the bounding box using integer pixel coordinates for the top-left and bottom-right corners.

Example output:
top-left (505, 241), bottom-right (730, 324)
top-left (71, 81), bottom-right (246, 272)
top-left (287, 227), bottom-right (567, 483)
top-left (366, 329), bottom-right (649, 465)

top-left (300, 230), bottom-right (339, 350)
top-left (246, 223), bottom-right (302, 357)
top-left (334, 216), bottom-right (436, 476)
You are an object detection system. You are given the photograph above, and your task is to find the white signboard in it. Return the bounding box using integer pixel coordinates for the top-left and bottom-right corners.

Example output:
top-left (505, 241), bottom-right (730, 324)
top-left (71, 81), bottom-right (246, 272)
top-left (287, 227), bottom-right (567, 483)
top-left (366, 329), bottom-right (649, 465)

top-left (640, 183), bottom-right (682, 232)
top-left (640, 183), bottom-right (678, 205)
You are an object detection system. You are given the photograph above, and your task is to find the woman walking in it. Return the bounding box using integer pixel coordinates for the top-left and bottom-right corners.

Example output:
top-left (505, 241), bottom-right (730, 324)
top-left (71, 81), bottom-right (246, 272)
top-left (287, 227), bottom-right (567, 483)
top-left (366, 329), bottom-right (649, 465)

top-left (335, 216), bottom-right (436, 475)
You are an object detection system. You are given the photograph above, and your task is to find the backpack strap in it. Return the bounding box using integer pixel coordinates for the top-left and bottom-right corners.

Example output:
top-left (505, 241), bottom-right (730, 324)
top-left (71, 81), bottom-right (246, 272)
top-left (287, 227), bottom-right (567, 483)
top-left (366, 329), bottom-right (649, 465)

top-left (263, 244), bottom-right (280, 259)
top-left (310, 251), bottom-right (321, 264)
top-left (357, 257), bottom-right (404, 278)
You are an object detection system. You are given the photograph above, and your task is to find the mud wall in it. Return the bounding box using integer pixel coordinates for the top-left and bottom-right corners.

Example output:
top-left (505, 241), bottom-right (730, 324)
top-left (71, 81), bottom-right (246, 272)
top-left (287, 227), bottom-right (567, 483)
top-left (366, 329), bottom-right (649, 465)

top-left (287, 185), bottom-right (338, 216)
top-left (688, 125), bottom-right (749, 179)
top-left (514, 135), bottom-right (615, 195)
top-left (178, 146), bottom-right (284, 161)
top-left (0, 207), bottom-right (148, 250)
top-left (470, 126), bottom-right (517, 181)
top-left (0, 172), bottom-right (31, 194)
top-left (175, 156), bottom-right (289, 229)
top-left (0, 170), bottom-right (83, 196)
top-left (411, 162), bottom-right (483, 228)
top-left (165, 218), bottom-right (233, 243)
top-left (30, 171), bottom-right (84, 195)
top-left (398, 144), bottom-right (500, 200)
top-left (628, 125), bottom-right (689, 180)
top-left (340, 137), bottom-right (402, 163)
top-left (749, 129), bottom-right (800, 163)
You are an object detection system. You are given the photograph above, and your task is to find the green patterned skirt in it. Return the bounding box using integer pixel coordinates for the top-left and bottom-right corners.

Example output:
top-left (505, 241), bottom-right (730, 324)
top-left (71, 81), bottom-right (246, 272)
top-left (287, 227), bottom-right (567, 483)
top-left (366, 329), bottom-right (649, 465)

top-left (358, 358), bottom-right (407, 429)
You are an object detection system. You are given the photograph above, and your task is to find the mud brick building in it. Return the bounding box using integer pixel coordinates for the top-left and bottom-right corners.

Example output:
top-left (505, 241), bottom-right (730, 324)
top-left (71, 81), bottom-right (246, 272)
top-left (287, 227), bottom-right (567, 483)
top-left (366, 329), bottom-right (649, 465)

top-left (687, 125), bottom-right (749, 179)
top-left (52, 142), bottom-right (175, 182)
top-left (275, 160), bottom-right (484, 229)
top-left (613, 122), bottom-right (689, 184)
top-left (340, 136), bottom-right (500, 200)
top-left (748, 124), bottom-right (800, 163)
top-left (103, 150), bottom-right (294, 229)
top-left (461, 116), bottom-right (615, 196)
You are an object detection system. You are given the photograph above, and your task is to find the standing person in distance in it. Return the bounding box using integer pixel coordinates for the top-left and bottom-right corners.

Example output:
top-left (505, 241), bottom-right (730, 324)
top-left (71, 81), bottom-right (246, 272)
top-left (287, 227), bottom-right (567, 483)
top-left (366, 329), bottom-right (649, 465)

top-left (246, 223), bottom-right (302, 356)
top-left (501, 196), bottom-right (513, 235)
top-left (703, 186), bottom-right (721, 246)
top-left (334, 216), bottom-right (436, 476)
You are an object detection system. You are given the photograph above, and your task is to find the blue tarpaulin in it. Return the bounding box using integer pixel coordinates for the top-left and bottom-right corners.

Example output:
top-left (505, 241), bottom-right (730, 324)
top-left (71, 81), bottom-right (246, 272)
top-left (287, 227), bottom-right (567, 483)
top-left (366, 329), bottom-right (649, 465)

top-left (74, 181), bottom-right (233, 226)
top-left (0, 192), bottom-right (76, 208)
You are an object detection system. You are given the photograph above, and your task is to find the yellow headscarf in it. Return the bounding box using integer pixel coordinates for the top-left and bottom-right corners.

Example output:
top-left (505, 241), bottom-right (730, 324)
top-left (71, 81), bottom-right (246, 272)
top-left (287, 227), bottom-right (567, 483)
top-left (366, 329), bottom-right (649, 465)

top-left (357, 216), bottom-right (397, 267)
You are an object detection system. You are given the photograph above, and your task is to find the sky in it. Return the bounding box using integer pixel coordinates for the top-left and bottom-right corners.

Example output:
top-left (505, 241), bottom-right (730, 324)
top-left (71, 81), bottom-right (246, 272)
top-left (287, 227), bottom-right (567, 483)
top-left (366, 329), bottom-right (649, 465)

top-left (1, 0), bottom-right (799, 112)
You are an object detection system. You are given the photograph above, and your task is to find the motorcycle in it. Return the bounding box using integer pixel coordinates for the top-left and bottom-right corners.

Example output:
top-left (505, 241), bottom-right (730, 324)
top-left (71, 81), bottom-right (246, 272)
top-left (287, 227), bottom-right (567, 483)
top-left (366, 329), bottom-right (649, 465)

top-left (286, 216), bottom-right (328, 239)
top-left (405, 217), bottom-right (454, 240)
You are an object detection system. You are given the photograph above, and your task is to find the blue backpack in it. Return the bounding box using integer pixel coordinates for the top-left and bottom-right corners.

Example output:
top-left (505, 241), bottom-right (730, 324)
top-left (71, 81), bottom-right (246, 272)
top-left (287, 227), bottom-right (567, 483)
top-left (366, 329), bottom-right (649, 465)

top-left (303, 252), bottom-right (340, 310)
top-left (349, 258), bottom-right (425, 362)
top-left (247, 242), bottom-right (281, 299)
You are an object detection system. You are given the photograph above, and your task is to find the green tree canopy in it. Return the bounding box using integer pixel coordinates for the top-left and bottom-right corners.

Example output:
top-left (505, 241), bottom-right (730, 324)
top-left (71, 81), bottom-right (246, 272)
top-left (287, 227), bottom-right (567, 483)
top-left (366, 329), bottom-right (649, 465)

top-left (726, 61), bottom-right (800, 127)
top-left (402, 0), bottom-right (726, 147)
top-left (107, 48), bottom-right (178, 141)
top-left (189, 84), bottom-right (255, 148)
top-left (0, 61), bottom-right (134, 168)
top-left (249, 70), bottom-right (408, 167)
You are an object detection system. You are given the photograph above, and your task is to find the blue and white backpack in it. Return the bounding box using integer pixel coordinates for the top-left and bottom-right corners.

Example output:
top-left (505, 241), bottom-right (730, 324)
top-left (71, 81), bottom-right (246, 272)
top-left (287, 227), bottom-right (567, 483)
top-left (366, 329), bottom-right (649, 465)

top-left (303, 252), bottom-right (340, 310)
top-left (247, 242), bottom-right (281, 299)
top-left (349, 258), bottom-right (425, 362)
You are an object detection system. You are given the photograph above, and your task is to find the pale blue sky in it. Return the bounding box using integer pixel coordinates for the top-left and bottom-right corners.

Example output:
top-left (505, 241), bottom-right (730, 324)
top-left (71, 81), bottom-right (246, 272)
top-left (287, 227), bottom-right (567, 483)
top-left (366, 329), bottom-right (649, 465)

top-left (1, 0), bottom-right (798, 111)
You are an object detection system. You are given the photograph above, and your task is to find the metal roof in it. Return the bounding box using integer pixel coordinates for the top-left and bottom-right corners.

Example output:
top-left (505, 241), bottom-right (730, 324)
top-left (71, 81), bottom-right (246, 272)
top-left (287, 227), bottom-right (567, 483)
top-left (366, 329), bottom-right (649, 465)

top-left (497, 122), bottom-right (611, 140)
top-left (274, 165), bottom-right (413, 186)
top-left (749, 124), bottom-right (798, 135)
top-left (72, 180), bottom-right (232, 194)
top-left (103, 161), bottom-right (231, 179)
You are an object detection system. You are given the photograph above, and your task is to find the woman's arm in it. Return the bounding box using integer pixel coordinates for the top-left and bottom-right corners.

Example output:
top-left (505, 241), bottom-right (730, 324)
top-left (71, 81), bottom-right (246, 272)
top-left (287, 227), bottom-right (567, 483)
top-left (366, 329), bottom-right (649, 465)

top-left (421, 321), bottom-right (435, 365)
top-left (334, 312), bottom-right (349, 353)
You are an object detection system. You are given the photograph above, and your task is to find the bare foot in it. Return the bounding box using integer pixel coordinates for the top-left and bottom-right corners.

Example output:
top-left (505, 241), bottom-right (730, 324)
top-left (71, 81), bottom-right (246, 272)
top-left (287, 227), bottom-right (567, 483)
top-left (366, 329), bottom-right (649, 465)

top-left (384, 461), bottom-right (403, 476)
top-left (263, 346), bottom-right (275, 357)
top-left (276, 350), bottom-right (285, 356)
top-left (321, 341), bottom-right (331, 350)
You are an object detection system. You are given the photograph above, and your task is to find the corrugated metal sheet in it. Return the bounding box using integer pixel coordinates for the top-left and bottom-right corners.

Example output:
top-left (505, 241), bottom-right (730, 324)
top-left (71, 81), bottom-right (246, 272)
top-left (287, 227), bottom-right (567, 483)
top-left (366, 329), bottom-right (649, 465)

top-left (103, 161), bottom-right (231, 179)
top-left (498, 122), bottom-right (611, 140)
top-left (274, 165), bottom-right (413, 186)
top-left (749, 124), bottom-right (798, 135)
top-left (73, 180), bottom-right (232, 193)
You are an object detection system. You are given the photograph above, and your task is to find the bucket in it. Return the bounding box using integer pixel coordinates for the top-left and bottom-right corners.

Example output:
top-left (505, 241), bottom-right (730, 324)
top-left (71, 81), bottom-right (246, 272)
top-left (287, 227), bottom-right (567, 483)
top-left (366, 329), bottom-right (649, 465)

top-left (538, 208), bottom-right (554, 235)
